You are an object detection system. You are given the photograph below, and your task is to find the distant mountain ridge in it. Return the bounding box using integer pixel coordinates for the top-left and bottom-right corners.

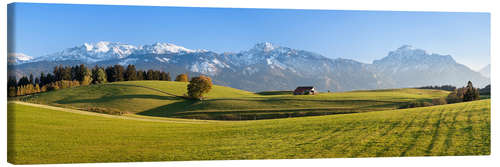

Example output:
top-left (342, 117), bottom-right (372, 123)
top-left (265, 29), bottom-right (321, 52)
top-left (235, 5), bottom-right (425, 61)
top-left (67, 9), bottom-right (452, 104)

top-left (8, 41), bottom-right (490, 92)
top-left (479, 64), bottom-right (490, 78)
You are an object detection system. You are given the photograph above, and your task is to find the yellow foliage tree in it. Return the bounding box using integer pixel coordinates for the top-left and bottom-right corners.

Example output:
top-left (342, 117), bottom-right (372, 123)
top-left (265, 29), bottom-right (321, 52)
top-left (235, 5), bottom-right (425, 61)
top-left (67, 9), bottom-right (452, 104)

top-left (175, 73), bottom-right (189, 82)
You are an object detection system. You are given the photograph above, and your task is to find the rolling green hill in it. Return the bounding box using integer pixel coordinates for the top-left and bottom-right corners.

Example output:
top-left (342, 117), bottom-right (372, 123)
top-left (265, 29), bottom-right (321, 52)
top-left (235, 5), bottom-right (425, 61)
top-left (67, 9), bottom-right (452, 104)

top-left (20, 81), bottom-right (450, 120)
top-left (7, 99), bottom-right (490, 164)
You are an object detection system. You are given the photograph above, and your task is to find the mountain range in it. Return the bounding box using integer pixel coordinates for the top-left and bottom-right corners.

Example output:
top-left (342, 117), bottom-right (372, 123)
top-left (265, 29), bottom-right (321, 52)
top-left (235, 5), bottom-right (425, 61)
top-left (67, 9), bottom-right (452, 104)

top-left (8, 41), bottom-right (490, 92)
top-left (479, 64), bottom-right (490, 78)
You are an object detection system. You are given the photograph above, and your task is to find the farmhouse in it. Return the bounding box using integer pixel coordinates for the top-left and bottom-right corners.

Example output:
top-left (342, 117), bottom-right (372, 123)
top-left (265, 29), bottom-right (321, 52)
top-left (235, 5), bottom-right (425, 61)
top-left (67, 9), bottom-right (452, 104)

top-left (293, 86), bottom-right (316, 95)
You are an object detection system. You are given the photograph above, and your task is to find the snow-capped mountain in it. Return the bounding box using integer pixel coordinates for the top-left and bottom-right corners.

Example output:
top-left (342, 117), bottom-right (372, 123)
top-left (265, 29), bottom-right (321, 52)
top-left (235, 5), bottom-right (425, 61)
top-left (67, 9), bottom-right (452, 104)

top-left (9, 42), bottom-right (490, 92)
top-left (8, 53), bottom-right (33, 65)
top-left (479, 64), bottom-right (490, 78)
top-left (372, 45), bottom-right (489, 88)
top-left (32, 41), bottom-right (137, 63)
top-left (135, 42), bottom-right (198, 55)
top-left (30, 41), bottom-right (205, 63)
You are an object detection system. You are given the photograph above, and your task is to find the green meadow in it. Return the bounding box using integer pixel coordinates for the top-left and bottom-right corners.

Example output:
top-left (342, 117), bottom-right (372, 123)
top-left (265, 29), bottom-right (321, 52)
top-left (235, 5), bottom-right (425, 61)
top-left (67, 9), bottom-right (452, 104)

top-left (8, 81), bottom-right (490, 164)
top-left (8, 99), bottom-right (490, 164)
top-left (19, 81), bottom-right (450, 120)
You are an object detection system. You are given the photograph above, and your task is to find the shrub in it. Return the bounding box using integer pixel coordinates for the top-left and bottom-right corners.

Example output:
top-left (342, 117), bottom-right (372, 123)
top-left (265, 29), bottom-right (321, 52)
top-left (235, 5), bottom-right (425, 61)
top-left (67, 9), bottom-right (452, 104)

top-left (47, 84), bottom-right (59, 91)
top-left (399, 101), bottom-right (433, 109)
top-left (446, 91), bottom-right (462, 104)
top-left (421, 102), bottom-right (433, 107)
top-left (80, 75), bottom-right (93, 86)
top-left (175, 73), bottom-right (189, 82)
top-left (432, 97), bottom-right (447, 105)
top-left (8, 87), bottom-right (16, 97)
top-left (86, 107), bottom-right (124, 115)
top-left (41, 85), bottom-right (48, 92)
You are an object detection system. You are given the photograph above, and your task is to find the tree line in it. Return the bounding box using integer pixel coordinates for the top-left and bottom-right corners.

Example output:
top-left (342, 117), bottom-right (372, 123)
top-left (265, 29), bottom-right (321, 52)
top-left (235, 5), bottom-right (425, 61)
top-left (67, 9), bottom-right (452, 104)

top-left (417, 85), bottom-right (457, 91)
top-left (8, 64), bottom-right (190, 97)
top-left (446, 81), bottom-right (481, 103)
top-left (401, 81), bottom-right (485, 109)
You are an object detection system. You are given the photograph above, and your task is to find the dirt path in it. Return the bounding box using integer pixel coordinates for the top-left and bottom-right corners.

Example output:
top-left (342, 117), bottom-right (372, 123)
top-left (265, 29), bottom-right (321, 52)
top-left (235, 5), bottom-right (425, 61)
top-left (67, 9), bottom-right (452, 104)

top-left (9, 101), bottom-right (217, 124)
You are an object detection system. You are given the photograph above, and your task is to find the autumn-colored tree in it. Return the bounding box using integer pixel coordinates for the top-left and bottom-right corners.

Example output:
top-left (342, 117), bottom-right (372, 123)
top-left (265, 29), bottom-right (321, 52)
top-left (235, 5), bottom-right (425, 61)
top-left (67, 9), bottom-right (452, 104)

top-left (187, 75), bottom-right (213, 100)
top-left (41, 85), bottom-right (48, 92)
top-left (175, 73), bottom-right (189, 82)
top-left (92, 67), bottom-right (107, 84)
top-left (8, 86), bottom-right (16, 97)
top-left (81, 75), bottom-right (93, 86)
top-left (34, 84), bottom-right (41, 93)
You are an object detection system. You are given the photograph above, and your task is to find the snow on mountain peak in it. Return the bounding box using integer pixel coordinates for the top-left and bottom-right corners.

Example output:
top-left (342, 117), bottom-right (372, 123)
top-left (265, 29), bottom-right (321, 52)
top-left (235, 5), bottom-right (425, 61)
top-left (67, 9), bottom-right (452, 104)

top-left (374, 45), bottom-right (456, 67)
top-left (36, 41), bottom-right (203, 63)
top-left (252, 42), bottom-right (276, 52)
top-left (8, 53), bottom-right (33, 65)
top-left (397, 45), bottom-right (414, 50)
top-left (139, 42), bottom-right (195, 54)
top-left (94, 41), bottom-right (111, 52)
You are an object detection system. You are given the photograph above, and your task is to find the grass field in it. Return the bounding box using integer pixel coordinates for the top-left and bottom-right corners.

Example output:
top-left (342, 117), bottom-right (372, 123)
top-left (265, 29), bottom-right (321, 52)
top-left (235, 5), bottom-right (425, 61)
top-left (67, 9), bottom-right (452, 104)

top-left (7, 99), bottom-right (490, 164)
top-left (19, 81), bottom-right (450, 120)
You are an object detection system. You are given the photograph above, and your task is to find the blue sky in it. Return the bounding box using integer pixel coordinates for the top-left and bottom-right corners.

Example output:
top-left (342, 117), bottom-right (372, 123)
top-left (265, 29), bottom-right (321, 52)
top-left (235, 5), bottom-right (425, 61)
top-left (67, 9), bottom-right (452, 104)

top-left (8, 3), bottom-right (490, 70)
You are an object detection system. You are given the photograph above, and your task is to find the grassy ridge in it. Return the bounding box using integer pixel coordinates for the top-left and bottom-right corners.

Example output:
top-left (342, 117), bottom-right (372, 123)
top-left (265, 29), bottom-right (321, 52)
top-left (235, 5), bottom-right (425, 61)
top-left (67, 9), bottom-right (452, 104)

top-left (21, 81), bottom-right (450, 120)
top-left (8, 100), bottom-right (490, 164)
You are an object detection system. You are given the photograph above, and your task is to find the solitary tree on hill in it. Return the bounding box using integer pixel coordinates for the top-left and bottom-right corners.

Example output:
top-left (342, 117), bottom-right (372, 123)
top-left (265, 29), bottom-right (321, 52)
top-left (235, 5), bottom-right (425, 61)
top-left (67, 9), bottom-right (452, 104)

top-left (187, 75), bottom-right (213, 100)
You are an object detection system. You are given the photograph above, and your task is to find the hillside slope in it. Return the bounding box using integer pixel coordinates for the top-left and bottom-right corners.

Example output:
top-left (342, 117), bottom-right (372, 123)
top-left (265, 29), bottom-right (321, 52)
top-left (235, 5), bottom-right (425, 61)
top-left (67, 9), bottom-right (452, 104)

top-left (21, 81), bottom-right (450, 120)
top-left (8, 99), bottom-right (490, 164)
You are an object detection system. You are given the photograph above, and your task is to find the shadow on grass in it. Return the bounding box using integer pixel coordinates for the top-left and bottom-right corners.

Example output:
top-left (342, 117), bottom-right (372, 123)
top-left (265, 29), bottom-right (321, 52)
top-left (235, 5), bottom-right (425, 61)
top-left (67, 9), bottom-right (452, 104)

top-left (55, 94), bottom-right (179, 104)
top-left (139, 98), bottom-right (409, 119)
top-left (136, 100), bottom-right (200, 117)
top-left (255, 91), bottom-right (294, 95)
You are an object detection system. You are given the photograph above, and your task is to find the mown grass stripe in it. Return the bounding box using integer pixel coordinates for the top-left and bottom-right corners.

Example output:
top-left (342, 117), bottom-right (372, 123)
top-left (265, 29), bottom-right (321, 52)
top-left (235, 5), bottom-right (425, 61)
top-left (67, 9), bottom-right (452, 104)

top-left (399, 108), bottom-right (436, 156)
top-left (424, 108), bottom-right (447, 155)
top-left (8, 99), bottom-right (490, 164)
top-left (440, 106), bottom-right (461, 155)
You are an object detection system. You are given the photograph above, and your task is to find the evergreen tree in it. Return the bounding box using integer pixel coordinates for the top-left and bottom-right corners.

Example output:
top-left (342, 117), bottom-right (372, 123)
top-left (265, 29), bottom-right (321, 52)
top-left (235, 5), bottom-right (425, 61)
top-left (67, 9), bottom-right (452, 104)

top-left (7, 76), bottom-right (17, 88)
top-left (113, 65), bottom-right (125, 81)
top-left (93, 68), bottom-right (107, 84)
top-left (160, 72), bottom-right (170, 81)
top-left (463, 81), bottom-right (480, 101)
top-left (62, 66), bottom-right (72, 81)
top-left (40, 72), bottom-right (46, 86)
top-left (105, 66), bottom-right (114, 82)
top-left (46, 73), bottom-right (55, 84)
top-left (35, 77), bottom-right (40, 85)
top-left (136, 70), bottom-right (144, 80)
top-left (125, 64), bottom-right (137, 81)
top-left (153, 70), bottom-right (160, 80)
top-left (146, 70), bottom-right (154, 80)
top-left (53, 65), bottom-right (62, 81)
top-left (29, 73), bottom-right (34, 85)
top-left (18, 76), bottom-right (30, 86)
